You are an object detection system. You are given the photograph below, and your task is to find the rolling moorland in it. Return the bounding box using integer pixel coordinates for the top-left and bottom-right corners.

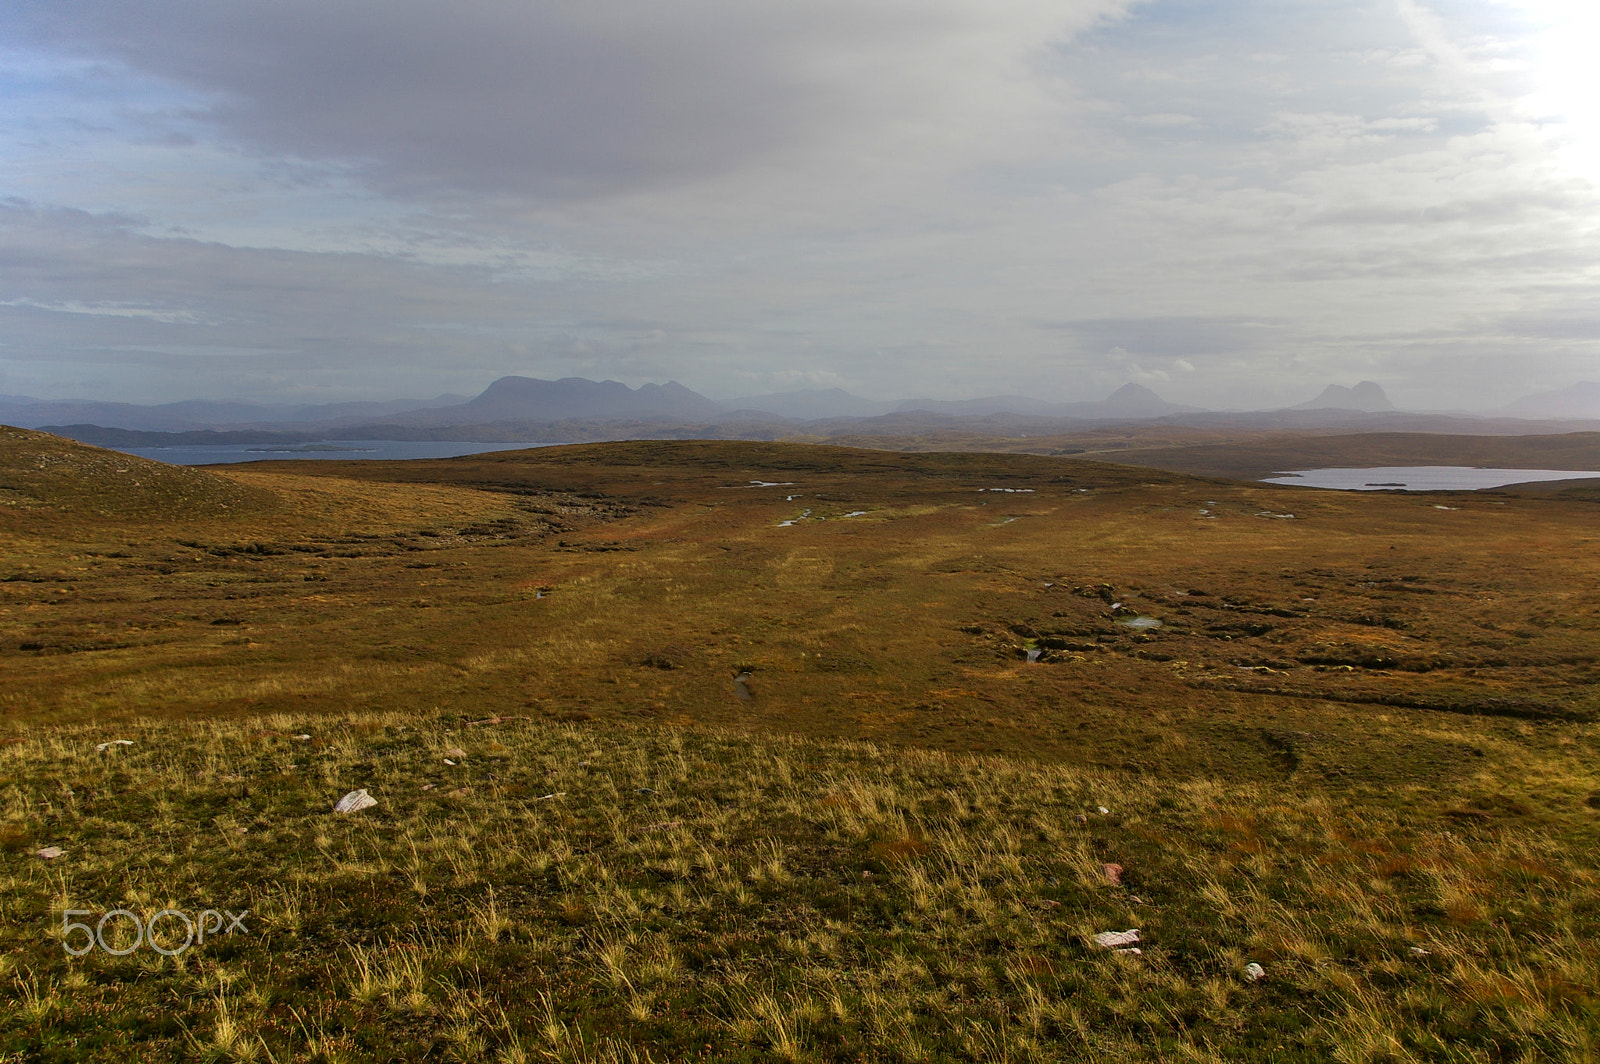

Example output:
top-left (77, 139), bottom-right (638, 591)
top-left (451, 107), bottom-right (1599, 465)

top-left (1, 426), bottom-right (1598, 1062)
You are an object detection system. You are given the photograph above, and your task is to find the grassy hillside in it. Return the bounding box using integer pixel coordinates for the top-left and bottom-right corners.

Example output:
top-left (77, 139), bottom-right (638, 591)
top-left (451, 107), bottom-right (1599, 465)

top-left (3, 715), bottom-right (1595, 1063)
top-left (0, 427), bottom-right (278, 524)
top-left (2, 432), bottom-right (1598, 1060)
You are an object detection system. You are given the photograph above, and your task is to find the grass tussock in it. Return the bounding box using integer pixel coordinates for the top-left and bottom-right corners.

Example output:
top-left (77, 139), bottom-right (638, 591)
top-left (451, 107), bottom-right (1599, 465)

top-left (1, 714), bottom-right (1596, 1062)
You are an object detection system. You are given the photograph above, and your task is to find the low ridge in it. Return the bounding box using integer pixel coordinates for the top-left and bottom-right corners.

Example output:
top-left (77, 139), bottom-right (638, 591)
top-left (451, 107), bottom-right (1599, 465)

top-left (0, 426), bottom-right (276, 521)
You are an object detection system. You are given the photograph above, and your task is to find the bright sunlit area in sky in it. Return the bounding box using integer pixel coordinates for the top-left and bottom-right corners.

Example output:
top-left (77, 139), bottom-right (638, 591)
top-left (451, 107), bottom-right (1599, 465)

top-left (1515, 0), bottom-right (1600, 182)
top-left (1, 0), bottom-right (1598, 411)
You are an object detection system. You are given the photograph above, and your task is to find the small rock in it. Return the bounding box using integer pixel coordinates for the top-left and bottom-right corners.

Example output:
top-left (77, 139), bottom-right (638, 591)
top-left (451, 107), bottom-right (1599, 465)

top-left (1092, 929), bottom-right (1140, 949)
top-left (333, 789), bottom-right (377, 814)
top-left (1113, 947), bottom-right (1142, 955)
top-left (637, 787), bottom-right (656, 795)
top-left (1409, 946), bottom-right (1430, 956)
top-left (36, 846), bottom-right (64, 859)
top-left (95, 739), bottom-right (134, 752)
top-left (444, 748), bottom-right (467, 760)
top-left (1074, 814), bottom-right (1089, 824)
top-left (1243, 962), bottom-right (1266, 982)
top-left (1103, 863), bottom-right (1124, 886)
top-left (1097, 806), bottom-right (1110, 815)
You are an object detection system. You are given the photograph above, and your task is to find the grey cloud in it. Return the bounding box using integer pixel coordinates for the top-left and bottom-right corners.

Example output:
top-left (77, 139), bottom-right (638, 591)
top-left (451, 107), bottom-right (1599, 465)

top-left (4, 2), bottom-right (1599, 412)
top-left (4, 0), bottom-right (1127, 201)
top-left (1498, 313), bottom-right (1600, 342)
top-left (1042, 316), bottom-right (1280, 360)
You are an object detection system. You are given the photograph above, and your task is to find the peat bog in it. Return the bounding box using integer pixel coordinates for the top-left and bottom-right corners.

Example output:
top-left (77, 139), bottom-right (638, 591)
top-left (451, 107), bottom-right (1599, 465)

top-left (2, 427), bottom-right (1598, 1061)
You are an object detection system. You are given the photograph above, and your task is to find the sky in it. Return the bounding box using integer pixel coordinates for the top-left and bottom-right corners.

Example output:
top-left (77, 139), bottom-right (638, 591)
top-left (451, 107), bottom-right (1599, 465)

top-left (1, 0), bottom-right (1598, 410)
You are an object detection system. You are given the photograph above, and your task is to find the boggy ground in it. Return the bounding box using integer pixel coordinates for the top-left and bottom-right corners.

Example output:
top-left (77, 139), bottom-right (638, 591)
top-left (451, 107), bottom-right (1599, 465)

top-left (3, 716), bottom-right (1596, 1063)
top-left (2, 428), bottom-right (1599, 1060)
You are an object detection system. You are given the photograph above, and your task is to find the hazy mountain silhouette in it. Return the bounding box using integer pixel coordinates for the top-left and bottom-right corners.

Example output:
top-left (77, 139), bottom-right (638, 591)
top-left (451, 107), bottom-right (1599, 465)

top-left (437, 376), bottom-right (723, 423)
top-left (1292, 381), bottom-right (1395, 412)
top-left (0, 395), bottom-right (466, 432)
top-left (724, 388), bottom-right (898, 419)
top-left (1500, 382), bottom-right (1600, 420)
top-left (27, 376), bottom-right (1600, 450)
top-left (887, 383), bottom-right (1198, 419)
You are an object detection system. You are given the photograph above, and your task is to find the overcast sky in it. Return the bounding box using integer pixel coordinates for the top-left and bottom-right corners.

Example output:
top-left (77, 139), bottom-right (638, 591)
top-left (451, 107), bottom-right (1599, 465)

top-left (2, 0), bottom-right (1597, 409)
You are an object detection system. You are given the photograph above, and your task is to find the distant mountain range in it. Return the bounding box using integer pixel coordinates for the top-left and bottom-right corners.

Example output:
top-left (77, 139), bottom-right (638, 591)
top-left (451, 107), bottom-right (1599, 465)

top-left (7, 376), bottom-right (1600, 448)
top-left (0, 393), bottom-right (467, 433)
top-left (1497, 381), bottom-right (1600, 420)
top-left (725, 381), bottom-right (1198, 420)
top-left (441, 376), bottom-right (720, 423)
top-left (1293, 380), bottom-right (1395, 413)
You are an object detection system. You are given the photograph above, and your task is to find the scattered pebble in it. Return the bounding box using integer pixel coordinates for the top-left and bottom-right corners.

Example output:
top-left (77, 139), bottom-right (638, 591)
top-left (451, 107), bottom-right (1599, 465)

top-left (36, 846), bottom-right (64, 859)
top-left (1097, 806), bottom-right (1110, 815)
top-left (1092, 929), bottom-right (1140, 949)
top-left (1410, 946), bottom-right (1431, 956)
top-left (637, 787), bottom-right (657, 795)
top-left (1075, 813), bottom-right (1089, 824)
top-left (333, 789), bottom-right (377, 814)
top-left (421, 783), bottom-right (435, 791)
top-left (1244, 962), bottom-right (1266, 982)
top-left (1103, 863), bottom-right (1124, 886)
top-left (444, 748), bottom-right (467, 760)
top-left (95, 739), bottom-right (134, 752)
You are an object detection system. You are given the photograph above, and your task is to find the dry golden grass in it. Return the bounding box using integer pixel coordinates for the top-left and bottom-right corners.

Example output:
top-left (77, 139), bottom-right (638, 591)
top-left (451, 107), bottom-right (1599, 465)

top-left (2, 431), bottom-right (1599, 1059)
top-left (0, 714), bottom-right (1595, 1061)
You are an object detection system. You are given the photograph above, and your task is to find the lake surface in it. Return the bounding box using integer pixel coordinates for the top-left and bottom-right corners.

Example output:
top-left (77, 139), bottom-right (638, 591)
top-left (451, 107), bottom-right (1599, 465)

top-left (1261, 466), bottom-right (1600, 491)
top-left (109, 440), bottom-right (547, 466)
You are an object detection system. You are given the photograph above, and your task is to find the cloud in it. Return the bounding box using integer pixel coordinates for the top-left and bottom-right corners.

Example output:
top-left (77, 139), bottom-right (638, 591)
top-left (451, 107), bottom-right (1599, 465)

top-left (1043, 316), bottom-right (1280, 361)
top-left (4, 0), bottom-right (1133, 202)
top-left (3, 0), bottom-right (1600, 411)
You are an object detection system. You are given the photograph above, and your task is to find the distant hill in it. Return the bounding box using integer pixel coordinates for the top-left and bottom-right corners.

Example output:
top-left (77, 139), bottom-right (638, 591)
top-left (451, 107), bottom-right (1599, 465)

top-left (0, 426), bottom-right (276, 519)
top-left (0, 394), bottom-right (467, 432)
top-left (724, 388), bottom-right (897, 420)
top-left (436, 377), bottom-right (724, 423)
top-left (890, 383), bottom-right (1200, 420)
top-left (1093, 382), bottom-right (1195, 418)
top-left (1293, 381), bottom-right (1395, 412)
top-left (34, 376), bottom-right (1600, 449)
top-left (1500, 382), bottom-right (1600, 420)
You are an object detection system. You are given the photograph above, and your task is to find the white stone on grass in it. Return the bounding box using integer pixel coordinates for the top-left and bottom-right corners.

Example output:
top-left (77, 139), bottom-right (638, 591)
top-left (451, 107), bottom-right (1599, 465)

top-left (334, 789), bottom-right (377, 814)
